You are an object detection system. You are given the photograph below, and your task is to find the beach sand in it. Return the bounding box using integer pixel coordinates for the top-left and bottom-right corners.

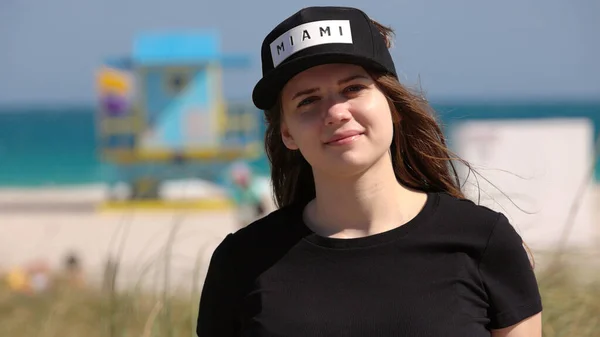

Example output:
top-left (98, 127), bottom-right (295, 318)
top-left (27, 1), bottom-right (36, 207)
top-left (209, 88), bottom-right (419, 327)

top-left (0, 182), bottom-right (277, 294)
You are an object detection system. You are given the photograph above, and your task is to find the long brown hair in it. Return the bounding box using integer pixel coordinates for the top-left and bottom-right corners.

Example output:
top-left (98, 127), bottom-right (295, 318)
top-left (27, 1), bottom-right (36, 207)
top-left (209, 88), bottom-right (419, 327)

top-left (263, 20), bottom-right (473, 209)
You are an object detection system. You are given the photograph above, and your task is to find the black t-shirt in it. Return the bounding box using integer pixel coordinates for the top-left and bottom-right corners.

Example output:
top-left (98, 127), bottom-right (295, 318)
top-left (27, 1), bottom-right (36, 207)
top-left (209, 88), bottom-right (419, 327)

top-left (196, 192), bottom-right (542, 337)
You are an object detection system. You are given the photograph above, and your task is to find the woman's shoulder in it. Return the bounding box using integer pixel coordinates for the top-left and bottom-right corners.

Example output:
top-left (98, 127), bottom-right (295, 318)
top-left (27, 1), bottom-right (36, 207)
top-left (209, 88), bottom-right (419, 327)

top-left (436, 191), bottom-right (507, 225)
top-left (210, 203), bottom-right (305, 261)
top-left (429, 191), bottom-right (519, 247)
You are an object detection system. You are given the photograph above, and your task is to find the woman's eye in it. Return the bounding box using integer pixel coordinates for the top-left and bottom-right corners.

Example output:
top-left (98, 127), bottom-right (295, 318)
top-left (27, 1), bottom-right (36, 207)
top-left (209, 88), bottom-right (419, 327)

top-left (297, 96), bottom-right (318, 107)
top-left (344, 85), bottom-right (365, 93)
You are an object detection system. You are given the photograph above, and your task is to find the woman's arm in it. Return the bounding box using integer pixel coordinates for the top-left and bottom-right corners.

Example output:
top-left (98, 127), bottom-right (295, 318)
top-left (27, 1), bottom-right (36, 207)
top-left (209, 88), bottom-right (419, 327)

top-left (491, 312), bottom-right (542, 337)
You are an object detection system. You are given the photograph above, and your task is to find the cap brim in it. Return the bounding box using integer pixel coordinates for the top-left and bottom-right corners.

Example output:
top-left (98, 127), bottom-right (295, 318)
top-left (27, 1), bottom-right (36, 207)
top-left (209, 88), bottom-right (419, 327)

top-left (252, 52), bottom-right (391, 111)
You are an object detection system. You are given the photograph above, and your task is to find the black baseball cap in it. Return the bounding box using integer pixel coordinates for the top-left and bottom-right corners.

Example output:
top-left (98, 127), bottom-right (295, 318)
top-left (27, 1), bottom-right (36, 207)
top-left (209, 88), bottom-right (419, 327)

top-left (251, 6), bottom-right (398, 111)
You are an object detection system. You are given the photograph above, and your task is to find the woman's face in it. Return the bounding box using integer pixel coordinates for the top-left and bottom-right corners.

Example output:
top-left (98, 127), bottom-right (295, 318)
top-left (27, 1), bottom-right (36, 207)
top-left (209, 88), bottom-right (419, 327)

top-left (280, 63), bottom-right (395, 177)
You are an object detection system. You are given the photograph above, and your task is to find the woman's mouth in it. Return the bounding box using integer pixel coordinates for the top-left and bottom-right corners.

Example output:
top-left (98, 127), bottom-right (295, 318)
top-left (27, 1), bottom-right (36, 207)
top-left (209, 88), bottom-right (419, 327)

top-left (325, 131), bottom-right (364, 146)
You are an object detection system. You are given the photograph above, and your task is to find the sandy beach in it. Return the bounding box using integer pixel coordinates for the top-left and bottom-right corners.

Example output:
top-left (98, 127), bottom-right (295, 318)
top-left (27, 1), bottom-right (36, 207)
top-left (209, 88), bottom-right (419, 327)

top-left (0, 182), bottom-right (277, 293)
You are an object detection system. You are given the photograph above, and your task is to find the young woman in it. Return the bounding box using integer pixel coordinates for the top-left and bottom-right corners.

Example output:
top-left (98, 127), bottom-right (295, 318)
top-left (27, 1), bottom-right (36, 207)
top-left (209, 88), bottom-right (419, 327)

top-left (197, 6), bottom-right (542, 337)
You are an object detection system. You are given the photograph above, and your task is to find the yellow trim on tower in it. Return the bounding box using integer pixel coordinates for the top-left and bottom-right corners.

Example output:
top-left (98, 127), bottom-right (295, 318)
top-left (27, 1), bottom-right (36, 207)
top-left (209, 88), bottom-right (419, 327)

top-left (97, 198), bottom-right (234, 212)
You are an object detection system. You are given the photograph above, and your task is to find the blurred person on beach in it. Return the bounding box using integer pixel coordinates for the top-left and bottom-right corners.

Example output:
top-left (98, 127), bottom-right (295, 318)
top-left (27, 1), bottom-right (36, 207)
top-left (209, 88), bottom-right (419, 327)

top-left (227, 161), bottom-right (266, 228)
top-left (197, 6), bottom-right (542, 337)
top-left (63, 251), bottom-right (85, 288)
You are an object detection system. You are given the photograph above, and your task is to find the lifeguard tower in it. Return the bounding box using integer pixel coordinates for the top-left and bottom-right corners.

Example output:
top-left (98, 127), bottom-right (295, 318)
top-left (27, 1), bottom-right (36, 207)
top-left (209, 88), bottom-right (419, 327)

top-left (95, 31), bottom-right (262, 210)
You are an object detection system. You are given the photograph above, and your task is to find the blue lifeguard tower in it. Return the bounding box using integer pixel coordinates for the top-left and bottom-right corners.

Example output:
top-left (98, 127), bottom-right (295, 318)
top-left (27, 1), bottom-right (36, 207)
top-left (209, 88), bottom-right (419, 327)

top-left (95, 31), bottom-right (263, 209)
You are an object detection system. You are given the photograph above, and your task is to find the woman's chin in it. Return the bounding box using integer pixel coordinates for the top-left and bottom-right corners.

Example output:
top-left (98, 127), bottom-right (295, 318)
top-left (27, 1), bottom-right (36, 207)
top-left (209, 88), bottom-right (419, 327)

top-left (319, 154), bottom-right (381, 177)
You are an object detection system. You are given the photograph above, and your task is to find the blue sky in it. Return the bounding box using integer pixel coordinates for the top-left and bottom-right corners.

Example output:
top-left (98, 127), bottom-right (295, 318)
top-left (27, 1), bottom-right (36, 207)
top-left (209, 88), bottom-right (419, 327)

top-left (0, 0), bottom-right (598, 105)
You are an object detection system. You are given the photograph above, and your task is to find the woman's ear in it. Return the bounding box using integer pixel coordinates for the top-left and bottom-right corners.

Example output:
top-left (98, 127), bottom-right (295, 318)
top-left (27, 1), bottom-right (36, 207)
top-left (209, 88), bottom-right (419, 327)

top-left (280, 121), bottom-right (299, 150)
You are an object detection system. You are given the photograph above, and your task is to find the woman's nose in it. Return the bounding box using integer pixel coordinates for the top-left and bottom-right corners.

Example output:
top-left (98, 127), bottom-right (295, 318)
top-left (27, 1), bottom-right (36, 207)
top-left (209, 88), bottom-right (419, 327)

top-left (323, 98), bottom-right (351, 125)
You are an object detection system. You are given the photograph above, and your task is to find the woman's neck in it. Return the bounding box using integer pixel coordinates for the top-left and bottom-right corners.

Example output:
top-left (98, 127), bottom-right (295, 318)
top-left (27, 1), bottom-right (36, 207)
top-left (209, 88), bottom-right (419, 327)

top-left (305, 155), bottom-right (428, 239)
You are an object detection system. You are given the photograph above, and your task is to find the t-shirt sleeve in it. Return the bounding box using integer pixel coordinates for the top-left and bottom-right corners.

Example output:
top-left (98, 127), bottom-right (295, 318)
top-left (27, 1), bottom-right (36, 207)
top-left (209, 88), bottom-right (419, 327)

top-left (196, 234), bottom-right (240, 337)
top-left (478, 212), bottom-right (543, 329)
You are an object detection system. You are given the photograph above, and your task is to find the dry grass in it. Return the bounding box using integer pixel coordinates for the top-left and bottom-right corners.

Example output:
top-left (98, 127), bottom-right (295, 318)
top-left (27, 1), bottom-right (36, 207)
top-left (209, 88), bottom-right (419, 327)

top-left (0, 276), bottom-right (199, 337)
top-left (1, 261), bottom-right (599, 337)
top-left (537, 263), bottom-right (600, 336)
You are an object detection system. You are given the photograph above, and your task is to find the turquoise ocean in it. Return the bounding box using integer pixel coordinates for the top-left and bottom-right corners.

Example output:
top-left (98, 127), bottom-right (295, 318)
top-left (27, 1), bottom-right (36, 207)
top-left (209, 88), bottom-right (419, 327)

top-left (1, 102), bottom-right (599, 187)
